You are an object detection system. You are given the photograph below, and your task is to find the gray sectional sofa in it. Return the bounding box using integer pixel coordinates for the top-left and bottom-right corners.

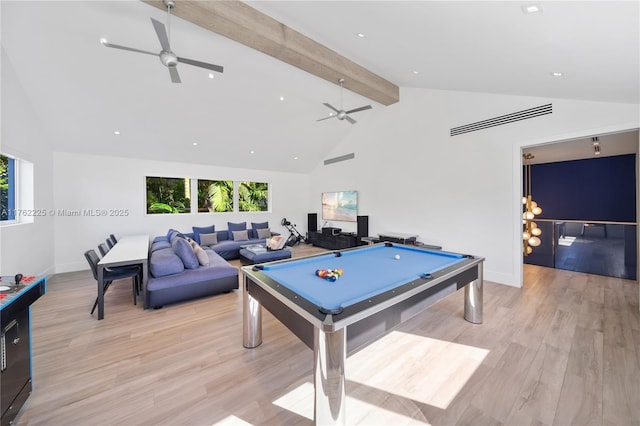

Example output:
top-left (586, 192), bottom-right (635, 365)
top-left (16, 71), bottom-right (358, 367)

top-left (146, 222), bottom-right (275, 308)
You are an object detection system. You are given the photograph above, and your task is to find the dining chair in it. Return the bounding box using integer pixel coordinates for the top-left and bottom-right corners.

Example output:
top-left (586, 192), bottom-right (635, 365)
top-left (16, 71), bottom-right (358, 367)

top-left (109, 234), bottom-right (118, 246)
top-left (106, 238), bottom-right (114, 249)
top-left (100, 242), bottom-right (141, 295)
top-left (84, 249), bottom-right (140, 315)
top-left (98, 243), bottom-right (110, 257)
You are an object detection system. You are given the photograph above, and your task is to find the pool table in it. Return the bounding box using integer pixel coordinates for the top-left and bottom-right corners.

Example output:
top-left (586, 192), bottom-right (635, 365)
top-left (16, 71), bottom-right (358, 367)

top-left (241, 242), bottom-right (484, 425)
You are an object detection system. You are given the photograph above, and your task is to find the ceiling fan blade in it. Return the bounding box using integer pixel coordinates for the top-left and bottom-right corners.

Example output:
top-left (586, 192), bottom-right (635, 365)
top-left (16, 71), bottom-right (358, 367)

top-left (322, 103), bottom-right (340, 114)
top-left (177, 57), bottom-right (224, 73)
top-left (316, 115), bottom-right (336, 122)
top-left (169, 67), bottom-right (181, 83)
top-left (101, 41), bottom-right (158, 57)
top-left (151, 18), bottom-right (171, 51)
top-left (345, 105), bottom-right (372, 115)
top-left (345, 115), bottom-right (357, 124)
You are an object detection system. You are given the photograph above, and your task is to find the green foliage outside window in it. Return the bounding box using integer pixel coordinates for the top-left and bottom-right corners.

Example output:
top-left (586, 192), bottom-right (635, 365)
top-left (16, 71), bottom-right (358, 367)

top-left (197, 180), bottom-right (233, 213)
top-left (1, 155), bottom-right (13, 221)
top-left (146, 176), bottom-right (191, 214)
top-left (239, 181), bottom-right (269, 212)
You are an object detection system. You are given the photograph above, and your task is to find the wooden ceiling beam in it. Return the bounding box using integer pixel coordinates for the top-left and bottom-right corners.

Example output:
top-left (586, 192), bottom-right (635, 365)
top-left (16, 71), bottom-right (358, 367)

top-left (142, 0), bottom-right (400, 105)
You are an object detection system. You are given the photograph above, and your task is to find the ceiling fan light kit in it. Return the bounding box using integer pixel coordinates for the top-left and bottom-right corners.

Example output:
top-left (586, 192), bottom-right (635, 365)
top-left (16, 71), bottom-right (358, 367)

top-left (317, 78), bottom-right (372, 124)
top-left (101, 0), bottom-right (223, 83)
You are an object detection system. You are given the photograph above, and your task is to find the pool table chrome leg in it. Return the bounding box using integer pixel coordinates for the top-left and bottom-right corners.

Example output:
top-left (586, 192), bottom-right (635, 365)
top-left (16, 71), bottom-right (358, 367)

top-left (243, 277), bottom-right (262, 348)
top-left (314, 327), bottom-right (346, 426)
top-left (464, 263), bottom-right (483, 324)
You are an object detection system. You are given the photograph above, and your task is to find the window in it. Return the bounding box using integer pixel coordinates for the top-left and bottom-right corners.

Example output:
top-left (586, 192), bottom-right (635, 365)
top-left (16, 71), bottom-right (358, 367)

top-left (238, 181), bottom-right (269, 212)
top-left (197, 179), bottom-right (233, 213)
top-left (146, 176), bottom-right (191, 214)
top-left (1, 154), bottom-right (16, 221)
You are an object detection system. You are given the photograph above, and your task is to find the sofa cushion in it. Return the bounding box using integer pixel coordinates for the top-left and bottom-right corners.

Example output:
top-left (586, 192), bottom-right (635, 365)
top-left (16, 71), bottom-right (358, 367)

top-left (151, 240), bottom-right (172, 252)
top-left (168, 229), bottom-right (185, 243)
top-left (149, 248), bottom-right (185, 278)
top-left (172, 237), bottom-right (199, 269)
top-left (228, 222), bottom-right (247, 240)
top-left (200, 232), bottom-right (218, 246)
top-left (256, 227), bottom-right (271, 239)
top-left (251, 221), bottom-right (269, 238)
top-left (232, 230), bottom-right (249, 241)
top-left (193, 245), bottom-right (210, 266)
top-left (192, 225), bottom-right (215, 244)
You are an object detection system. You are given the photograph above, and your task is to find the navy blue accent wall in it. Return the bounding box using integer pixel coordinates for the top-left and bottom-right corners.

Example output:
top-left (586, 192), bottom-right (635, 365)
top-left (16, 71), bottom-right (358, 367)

top-left (527, 154), bottom-right (636, 222)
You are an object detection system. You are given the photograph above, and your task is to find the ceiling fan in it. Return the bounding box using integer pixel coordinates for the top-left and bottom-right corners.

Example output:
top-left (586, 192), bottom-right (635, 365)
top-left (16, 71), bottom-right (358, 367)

top-left (100, 0), bottom-right (224, 83)
top-left (317, 78), bottom-right (372, 124)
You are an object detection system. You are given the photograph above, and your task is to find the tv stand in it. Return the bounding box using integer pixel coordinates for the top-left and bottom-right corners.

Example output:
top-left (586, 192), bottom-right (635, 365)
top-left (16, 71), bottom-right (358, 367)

top-left (308, 231), bottom-right (358, 250)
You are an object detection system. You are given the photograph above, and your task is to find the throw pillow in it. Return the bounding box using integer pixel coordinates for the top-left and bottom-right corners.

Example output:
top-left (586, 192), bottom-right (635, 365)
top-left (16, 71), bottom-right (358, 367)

top-left (192, 225), bottom-right (215, 244)
top-left (228, 222), bottom-right (247, 240)
top-left (193, 245), bottom-right (210, 266)
top-left (172, 237), bottom-right (199, 269)
top-left (256, 228), bottom-right (271, 239)
top-left (232, 230), bottom-right (249, 241)
top-left (251, 221), bottom-right (269, 239)
top-left (200, 232), bottom-right (218, 246)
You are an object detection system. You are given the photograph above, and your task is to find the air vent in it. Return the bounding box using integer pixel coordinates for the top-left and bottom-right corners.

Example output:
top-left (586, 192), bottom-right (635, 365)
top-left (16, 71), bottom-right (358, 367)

top-left (450, 103), bottom-right (552, 136)
top-left (324, 153), bottom-right (355, 165)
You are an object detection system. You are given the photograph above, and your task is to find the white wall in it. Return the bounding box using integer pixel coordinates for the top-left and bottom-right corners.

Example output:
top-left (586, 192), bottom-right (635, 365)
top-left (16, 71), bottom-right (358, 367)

top-left (309, 87), bottom-right (639, 287)
top-left (0, 51), bottom-right (55, 277)
top-left (53, 152), bottom-right (309, 273)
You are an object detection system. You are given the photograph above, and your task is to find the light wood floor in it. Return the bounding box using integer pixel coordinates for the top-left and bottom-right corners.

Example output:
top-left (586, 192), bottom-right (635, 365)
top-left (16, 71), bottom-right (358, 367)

top-left (13, 245), bottom-right (640, 425)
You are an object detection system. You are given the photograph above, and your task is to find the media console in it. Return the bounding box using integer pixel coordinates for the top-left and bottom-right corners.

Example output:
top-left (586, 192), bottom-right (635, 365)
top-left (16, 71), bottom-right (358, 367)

top-left (307, 231), bottom-right (359, 250)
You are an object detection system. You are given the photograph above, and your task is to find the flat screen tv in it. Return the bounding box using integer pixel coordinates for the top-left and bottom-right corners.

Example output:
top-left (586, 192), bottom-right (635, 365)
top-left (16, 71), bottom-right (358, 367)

top-left (322, 190), bottom-right (357, 222)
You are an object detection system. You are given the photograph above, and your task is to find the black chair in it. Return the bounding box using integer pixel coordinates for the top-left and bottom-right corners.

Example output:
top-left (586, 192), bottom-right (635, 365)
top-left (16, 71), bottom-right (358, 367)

top-left (100, 242), bottom-right (141, 296)
top-left (84, 249), bottom-right (140, 315)
top-left (106, 238), bottom-right (114, 249)
top-left (109, 234), bottom-right (118, 246)
top-left (98, 243), bottom-right (110, 257)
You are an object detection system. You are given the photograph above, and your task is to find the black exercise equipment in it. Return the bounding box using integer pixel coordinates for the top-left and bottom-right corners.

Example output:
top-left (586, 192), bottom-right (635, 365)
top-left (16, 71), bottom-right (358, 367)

top-left (281, 218), bottom-right (305, 246)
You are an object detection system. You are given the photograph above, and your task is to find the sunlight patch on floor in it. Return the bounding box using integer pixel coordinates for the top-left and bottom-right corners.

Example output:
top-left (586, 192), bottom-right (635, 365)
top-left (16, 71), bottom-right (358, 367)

top-left (347, 331), bottom-right (489, 410)
top-left (558, 236), bottom-right (577, 246)
top-left (272, 381), bottom-right (431, 425)
top-left (213, 415), bottom-right (253, 425)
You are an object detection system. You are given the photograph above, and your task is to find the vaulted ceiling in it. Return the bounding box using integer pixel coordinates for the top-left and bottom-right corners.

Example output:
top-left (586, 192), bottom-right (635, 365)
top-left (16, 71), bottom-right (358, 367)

top-left (2, 1), bottom-right (638, 173)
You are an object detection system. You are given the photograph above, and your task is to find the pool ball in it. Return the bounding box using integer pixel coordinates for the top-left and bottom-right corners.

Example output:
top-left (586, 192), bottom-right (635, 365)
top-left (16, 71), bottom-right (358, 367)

top-left (394, 254), bottom-right (400, 260)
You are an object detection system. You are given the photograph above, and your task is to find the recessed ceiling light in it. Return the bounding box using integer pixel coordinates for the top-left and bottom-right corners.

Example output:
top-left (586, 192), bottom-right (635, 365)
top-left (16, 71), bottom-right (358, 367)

top-left (412, 70), bottom-right (420, 75)
top-left (550, 71), bottom-right (564, 77)
top-left (100, 38), bottom-right (108, 45)
top-left (521, 4), bottom-right (542, 14)
top-left (356, 33), bottom-right (366, 38)
top-left (293, 156), bottom-right (299, 160)
top-left (192, 142), bottom-right (198, 146)
top-left (208, 73), bottom-right (215, 79)
top-left (279, 96), bottom-right (285, 101)
top-left (250, 150), bottom-right (255, 154)
top-left (113, 130), bottom-right (120, 135)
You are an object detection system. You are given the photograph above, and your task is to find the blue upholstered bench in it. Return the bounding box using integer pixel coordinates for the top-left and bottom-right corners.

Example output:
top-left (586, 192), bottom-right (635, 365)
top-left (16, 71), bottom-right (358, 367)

top-left (239, 247), bottom-right (292, 265)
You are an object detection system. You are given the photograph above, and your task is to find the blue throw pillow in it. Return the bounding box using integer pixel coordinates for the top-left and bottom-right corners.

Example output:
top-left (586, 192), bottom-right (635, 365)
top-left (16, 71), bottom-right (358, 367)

top-left (228, 222), bottom-right (247, 240)
top-left (172, 237), bottom-right (199, 269)
top-left (192, 225), bottom-right (215, 244)
top-left (251, 222), bottom-right (269, 239)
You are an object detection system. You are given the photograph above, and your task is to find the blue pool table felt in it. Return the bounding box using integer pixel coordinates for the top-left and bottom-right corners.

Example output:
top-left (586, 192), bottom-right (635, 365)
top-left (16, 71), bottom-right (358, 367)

top-left (260, 245), bottom-right (465, 311)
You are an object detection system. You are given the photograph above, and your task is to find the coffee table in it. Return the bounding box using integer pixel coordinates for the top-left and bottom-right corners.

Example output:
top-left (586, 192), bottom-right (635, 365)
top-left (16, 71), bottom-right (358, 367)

top-left (239, 246), bottom-right (292, 265)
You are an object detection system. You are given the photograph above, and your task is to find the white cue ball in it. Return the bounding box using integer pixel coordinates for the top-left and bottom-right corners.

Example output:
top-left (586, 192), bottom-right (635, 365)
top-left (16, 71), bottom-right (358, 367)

top-left (394, 254), bottom-right (400, 260)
